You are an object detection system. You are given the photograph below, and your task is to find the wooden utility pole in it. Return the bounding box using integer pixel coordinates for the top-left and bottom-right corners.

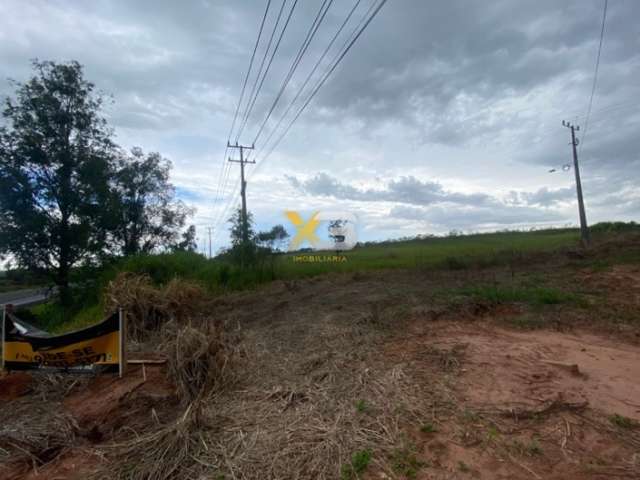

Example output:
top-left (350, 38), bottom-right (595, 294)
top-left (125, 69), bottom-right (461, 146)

top-left (227, 142), bottom-right (255, 243)
top-left (562, 121), bottom-right (590, 245)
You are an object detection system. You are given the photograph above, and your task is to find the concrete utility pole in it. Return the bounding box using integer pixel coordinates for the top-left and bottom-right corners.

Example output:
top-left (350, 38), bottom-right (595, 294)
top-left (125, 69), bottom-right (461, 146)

top-left (227, 141), bottom-right (255, 243)
top-left (207, 227), bottom-right (213, 258)
top-left (562, 121), bottom-right (590, 245)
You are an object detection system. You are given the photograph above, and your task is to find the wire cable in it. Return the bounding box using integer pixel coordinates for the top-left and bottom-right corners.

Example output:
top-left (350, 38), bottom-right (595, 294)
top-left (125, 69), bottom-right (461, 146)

top-left (236, 0), bottom-right (298, 143)
top-left (251, 0), bottom-right (334, 146)
top-left (215, 0), bottom-right (387, 250)
top-left (227, 0), bottom-right (272, 142)
top-left (211, 1), bottom-right (273, 245)
top-left (579, 0), bottom-right (608, 154)
top-left (214, 0), bottom-right (300, 248)
top-left (249, 0), bottom-right (366, 164)
top-left (235, 0), bottom-right (288, 144)
top-left (256, 0), bottom-right (388, 171)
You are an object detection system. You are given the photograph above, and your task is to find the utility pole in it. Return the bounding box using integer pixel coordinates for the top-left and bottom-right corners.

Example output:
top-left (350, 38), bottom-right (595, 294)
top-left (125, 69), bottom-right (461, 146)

top-left (207, 227), bottom-right (213, 258)
top-left (227, 141), bottom-right (255, 243)
top-left (562, 121), bottom-right (590, 245)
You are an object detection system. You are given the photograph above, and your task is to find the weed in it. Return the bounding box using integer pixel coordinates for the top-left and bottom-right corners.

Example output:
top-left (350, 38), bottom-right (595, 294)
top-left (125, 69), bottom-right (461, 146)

top-left (355, 399), bottom-right (368, 413)
top-left (460, 285), bottom-right (580, 306)
top-left (461, 409), bottom-right (480, 423)
top-left (510, 438), bottom-right (543, 457)
top-left (420, 423), bottom-right (438, 434)
top-left (609, 414), bottom-right (639, 429)
top-left (486, 425), bottom-right (499, 442)
top-left (527, 439), bottom-right (543, 456)
top-left (391, 446), bottom-right (425, 478)
top-left (341, 449), bottom-right (372, 480)
top-left (458, 461), bottom-right (470, 472)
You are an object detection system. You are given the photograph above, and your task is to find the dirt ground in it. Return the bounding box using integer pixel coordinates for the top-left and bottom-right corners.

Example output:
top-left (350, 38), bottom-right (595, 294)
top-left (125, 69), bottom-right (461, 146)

top-left (1, 237), bottom-right (639, 479)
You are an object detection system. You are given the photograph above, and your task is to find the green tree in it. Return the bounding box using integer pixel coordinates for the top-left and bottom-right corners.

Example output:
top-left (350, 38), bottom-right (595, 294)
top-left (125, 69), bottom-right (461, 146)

top-left (108, 147), bottom-right (194, 255)
top-left (227, 207), bottom-right (256, 266)
top-left (256, 224), bottom-right (289, 251)
top-left (174, 225), bottom-right (197, 252)
top-left (228, 207), bottom-right (255, 247)
top-left (0, 60), bottom-right (115, 304)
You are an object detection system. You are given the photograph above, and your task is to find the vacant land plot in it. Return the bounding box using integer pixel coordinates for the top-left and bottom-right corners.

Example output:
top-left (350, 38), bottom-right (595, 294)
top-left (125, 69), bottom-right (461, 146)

top-left (1, 234), bottom-right (639, 479)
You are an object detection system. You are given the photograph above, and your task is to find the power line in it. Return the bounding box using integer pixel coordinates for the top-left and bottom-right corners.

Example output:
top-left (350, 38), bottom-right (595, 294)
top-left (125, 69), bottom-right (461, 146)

top-left (236, 0), bottom-right (298, 143)
top-left (213, 1), bottom-right (271, 218)
top-left (251, 0), bottom-right (334, 146)
top-left (214, 0), bottom-right (387, 251)
top-left (256, 0), bottom-right (388, 170)
top-left (227, 0), bottom-right (272, 143)
top-left (235, 0), bottom-right (288, 144)
top-left (213, 0), bottom-right (300, 249)
top-left (580, 0), bottom-right (608, 155)
top-left (211, 0), bottom-right (273, 246)
top-left (250, 0), bottom-right (367, 165)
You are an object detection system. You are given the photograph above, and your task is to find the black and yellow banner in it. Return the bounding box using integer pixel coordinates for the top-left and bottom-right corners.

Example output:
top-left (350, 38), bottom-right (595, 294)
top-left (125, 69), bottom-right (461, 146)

top-left (2, 310), bottom-right (122, 373)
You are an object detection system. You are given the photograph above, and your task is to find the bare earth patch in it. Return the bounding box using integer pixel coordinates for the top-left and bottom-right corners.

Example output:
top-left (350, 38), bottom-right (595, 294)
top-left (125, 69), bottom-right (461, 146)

top-left (387, 319), bottom-right (640, 479)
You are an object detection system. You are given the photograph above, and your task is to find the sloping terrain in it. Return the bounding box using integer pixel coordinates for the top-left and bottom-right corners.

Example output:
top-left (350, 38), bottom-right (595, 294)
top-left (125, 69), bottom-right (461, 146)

top-left (1, 236), bottom-right (639, 479)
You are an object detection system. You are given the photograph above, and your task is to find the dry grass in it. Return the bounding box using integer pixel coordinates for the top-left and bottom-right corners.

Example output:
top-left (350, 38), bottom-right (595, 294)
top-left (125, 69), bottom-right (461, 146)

top-left (167, 322), bottom-right (237, 402)
top-left (104, 273), bottom-right (208, 341)
top-left (0, 372), bottom-right (87, 474)
top-left (94, 402), bottom-right (207, 480)
top-left (0, 404), bottom-right (78, 475)
top-left (162, 303), bottom-right (446, 480)
top-left (90, 288), bottom-right (443, 480)
top-left (194, 366), bottom-right (431, 479)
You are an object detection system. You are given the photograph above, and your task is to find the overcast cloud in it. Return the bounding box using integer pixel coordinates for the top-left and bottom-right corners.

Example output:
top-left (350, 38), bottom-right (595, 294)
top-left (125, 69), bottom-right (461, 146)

top-left (1, 0), bottom-right (638, 251)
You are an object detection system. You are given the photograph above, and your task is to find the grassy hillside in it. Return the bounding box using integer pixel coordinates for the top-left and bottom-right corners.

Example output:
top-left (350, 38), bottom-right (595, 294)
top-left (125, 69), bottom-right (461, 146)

top-left (279, 228), bottom-right (580, 275)
top-left (20, 223), bottom-right (640, 333)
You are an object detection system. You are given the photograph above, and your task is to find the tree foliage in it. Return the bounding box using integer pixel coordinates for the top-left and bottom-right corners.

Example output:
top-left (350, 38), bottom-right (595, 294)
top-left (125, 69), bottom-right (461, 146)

top-left (228, 207), bottom-right (255, 247)
top-left (0, 60), bottom-right (114, 302)
top-left (0, 60), bottom-right (194, 302)
top-left (108, 147), bottom-right (193, 256)
top-left (256, 224), bottom-right (289, 251)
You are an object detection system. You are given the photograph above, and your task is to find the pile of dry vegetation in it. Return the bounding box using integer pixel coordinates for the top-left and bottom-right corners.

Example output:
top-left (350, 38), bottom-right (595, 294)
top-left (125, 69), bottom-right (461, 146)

top-left (104, 273), bottom-right (211, 340)
top-left (93, 273), bottom-right (240, 479)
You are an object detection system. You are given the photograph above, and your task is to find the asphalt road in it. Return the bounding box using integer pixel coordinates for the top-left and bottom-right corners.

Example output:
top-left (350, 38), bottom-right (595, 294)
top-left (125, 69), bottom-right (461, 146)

top-left (0, 288), bottom-right (50, 308)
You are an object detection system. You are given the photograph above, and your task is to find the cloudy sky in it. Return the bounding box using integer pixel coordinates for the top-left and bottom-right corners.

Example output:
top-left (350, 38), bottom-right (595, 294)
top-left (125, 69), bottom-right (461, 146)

top-left (1, 0), bottom-right (638, 252)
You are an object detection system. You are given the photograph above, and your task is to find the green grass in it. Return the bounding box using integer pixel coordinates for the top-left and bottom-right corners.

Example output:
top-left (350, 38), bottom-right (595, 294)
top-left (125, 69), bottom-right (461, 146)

top-left (459, 285), bottom-right (581, 306)
top-left (391, 446), bottom-right (425, 478)
top-left (609, 414), bottom-right (639, 429)
top-left (21, 225), bottom-right (636, 332)
top-left (420, 423), bottom-right (437, 434)
top-left (355, 400), bottom-right (368, 413)
top-left (23, 303), bottom-right (104, 334)
top-left (277, 229), bottom-right (580, 278)
top-left (341, 449), bottom-right (372, 480)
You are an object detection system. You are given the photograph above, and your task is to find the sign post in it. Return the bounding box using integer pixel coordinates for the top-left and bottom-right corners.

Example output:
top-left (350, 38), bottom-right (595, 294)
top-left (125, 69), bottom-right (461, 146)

top-left (118, 308), bottom-right (127, 378)
top-left (1, 305), bottom-right (6, 372)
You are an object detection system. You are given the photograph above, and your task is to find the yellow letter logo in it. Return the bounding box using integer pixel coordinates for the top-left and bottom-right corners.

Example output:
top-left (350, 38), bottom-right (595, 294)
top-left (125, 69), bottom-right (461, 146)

top-left (285, 211), bottom-right (321, 251)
